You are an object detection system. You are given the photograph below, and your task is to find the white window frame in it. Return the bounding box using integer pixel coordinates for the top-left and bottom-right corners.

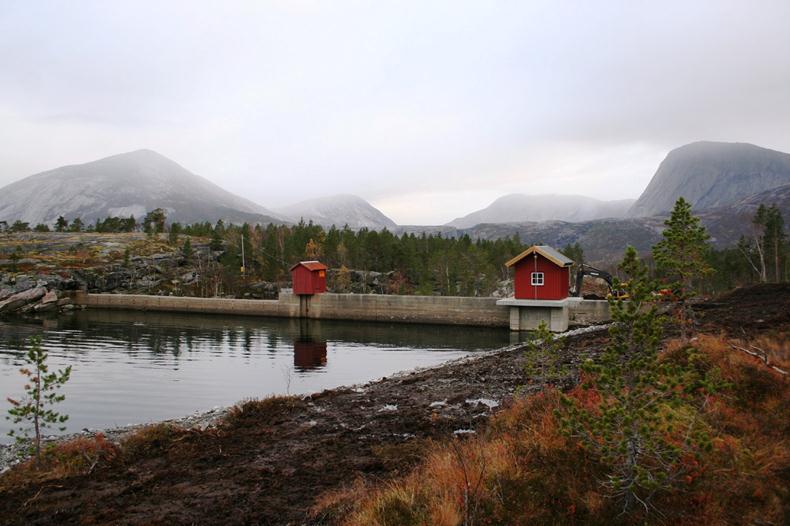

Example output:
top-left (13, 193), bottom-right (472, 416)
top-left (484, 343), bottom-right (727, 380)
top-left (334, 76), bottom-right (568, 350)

top-left (531, 272), bottom-right (544, 286)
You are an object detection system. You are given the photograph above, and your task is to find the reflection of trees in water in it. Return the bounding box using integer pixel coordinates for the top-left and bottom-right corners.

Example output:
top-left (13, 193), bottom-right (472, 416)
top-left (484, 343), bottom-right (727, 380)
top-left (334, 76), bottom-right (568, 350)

top-left (2, 310), bottom-right (515, 370)
top-left (75, 310), bottom-right (515, 351)
top-left (0, 322), bottom-right (32, 366)
top-left (243, 329), bottom-right (253, 357)
top-left (1, 316), bottom-right (236, 362)
top-left (226, 329), bottom-right (237, 349)
top-left (266, 332), bottom-right (280, 354)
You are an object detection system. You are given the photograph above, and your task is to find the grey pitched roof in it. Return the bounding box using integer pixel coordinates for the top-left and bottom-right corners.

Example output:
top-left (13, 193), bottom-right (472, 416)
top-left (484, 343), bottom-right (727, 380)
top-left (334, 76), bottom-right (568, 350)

top-left (505, 245), bottom-right (574, 267)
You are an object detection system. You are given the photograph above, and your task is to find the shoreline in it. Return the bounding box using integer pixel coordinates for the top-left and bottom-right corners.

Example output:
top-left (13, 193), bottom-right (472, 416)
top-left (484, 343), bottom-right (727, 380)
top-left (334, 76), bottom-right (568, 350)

top-left (0, 323), bottom-right (609, 474)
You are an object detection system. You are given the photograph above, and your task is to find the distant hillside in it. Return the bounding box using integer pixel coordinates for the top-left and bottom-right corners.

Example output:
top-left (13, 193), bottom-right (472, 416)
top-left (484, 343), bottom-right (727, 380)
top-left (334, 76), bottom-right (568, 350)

top-left (447, 194), bottom-right (634, 228)
top-left (0, 150), bottom-right (285, 226)
top-left (456, 219), bottom-right (664, 263)
top-left (731, 182), bottom-right (790, 215)
top-left (277, 194), bottom-right (397, 230)
top-left (628, 141), bottom-right (790, 217)
top-left (434, 184), bottom-right (790, 263)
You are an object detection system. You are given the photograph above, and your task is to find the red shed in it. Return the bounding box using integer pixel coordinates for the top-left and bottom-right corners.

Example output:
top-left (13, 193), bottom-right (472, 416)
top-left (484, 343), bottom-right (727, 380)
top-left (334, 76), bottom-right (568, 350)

top-left (505, 245), bottom-right (573, 300)
top-left (290, 261), bottom-right (328, 295)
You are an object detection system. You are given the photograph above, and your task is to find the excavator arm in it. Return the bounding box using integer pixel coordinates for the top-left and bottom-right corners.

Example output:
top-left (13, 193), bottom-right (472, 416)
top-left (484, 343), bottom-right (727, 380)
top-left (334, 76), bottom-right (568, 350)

top-left (572, 264), bottom-right (615, 297)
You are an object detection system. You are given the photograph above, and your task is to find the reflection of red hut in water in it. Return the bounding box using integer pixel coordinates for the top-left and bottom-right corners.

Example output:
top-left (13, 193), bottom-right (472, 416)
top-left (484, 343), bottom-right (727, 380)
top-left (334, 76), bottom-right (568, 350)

top-left (290, 261), bottom-right (327, 295)
top-left (293, 340), bottom-right (328, 369)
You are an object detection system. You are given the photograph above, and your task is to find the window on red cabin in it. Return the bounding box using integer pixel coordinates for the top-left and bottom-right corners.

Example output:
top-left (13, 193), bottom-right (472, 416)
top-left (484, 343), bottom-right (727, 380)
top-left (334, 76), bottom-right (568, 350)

top-left (531, 272), bottom-right (544, 286)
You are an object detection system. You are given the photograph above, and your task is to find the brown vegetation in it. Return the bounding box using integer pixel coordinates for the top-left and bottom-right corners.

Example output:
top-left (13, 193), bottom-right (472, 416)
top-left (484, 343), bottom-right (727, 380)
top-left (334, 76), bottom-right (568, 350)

top-left (319, 333), bottom-right (788, 525)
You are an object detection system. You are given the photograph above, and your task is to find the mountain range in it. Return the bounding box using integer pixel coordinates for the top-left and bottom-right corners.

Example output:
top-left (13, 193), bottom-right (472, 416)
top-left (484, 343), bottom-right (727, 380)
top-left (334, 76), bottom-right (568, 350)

top-left (448, 194), bottom-right (634, 228)
top-left (0, 141), bottom-right (788, 262)
top-left (0, 149), bottom-right (283, 226)
top-left (276, 194), bottom-right (397, 230)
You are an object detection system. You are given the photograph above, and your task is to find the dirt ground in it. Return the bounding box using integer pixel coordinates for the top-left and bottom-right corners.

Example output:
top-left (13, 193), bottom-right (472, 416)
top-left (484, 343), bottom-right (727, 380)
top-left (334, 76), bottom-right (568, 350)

top-left (694, 282), bottom-right (790, 338)
top-left (0, 284), bottom-right (787, 526)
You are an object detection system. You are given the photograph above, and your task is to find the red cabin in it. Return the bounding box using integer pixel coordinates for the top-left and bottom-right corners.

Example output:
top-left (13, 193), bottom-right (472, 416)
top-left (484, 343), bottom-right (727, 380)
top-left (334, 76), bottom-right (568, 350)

top-left (290, 261), bottom-right (328, 295)
top-left (505, 245), bottom-right (573, 300)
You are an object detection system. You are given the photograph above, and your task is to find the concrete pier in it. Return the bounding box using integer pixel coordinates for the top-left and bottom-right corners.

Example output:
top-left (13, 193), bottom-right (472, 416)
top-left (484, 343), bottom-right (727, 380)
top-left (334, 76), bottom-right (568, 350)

top-left (495, 298), bottom-right (570, 332)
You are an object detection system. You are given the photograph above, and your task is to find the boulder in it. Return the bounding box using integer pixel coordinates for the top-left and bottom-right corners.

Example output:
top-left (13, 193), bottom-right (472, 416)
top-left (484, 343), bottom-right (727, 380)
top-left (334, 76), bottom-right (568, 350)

top-left (41, 290), bottom-right (59, 304)
top-left (34, 301), bottom-right (58, 313)
top-left (0, 286), bottom-right (47, 314)
top-left (18, 302), bottom-right (37, 314)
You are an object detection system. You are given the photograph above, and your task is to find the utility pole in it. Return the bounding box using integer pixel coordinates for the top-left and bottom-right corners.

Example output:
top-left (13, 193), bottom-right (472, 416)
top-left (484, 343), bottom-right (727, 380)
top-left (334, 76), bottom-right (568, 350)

top-left (240, 231), bottom-right (246, 277)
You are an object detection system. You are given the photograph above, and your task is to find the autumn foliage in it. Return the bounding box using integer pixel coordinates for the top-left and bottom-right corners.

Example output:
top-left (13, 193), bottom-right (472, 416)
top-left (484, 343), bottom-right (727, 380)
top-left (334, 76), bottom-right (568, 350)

top-left (314, 333), bottom-right (788, 525)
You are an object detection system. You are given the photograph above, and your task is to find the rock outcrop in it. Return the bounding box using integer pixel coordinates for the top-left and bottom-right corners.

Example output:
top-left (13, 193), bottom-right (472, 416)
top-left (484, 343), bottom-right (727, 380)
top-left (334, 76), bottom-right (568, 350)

top-left (0, 282), bottom-right (66, 315)
top-left (628, 141), bottom-right (790, 217)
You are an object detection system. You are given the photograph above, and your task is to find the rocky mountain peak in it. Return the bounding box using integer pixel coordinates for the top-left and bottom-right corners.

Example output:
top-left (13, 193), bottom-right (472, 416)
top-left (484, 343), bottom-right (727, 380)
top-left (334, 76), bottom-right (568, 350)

top-left (628, 141), bottom-right (790, 217)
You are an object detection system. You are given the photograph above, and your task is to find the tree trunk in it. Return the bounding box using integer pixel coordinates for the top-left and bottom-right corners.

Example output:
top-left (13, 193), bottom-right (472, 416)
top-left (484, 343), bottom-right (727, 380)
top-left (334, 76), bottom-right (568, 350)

top-left (775, 236), bottom-right (781, 283)
top-left (755, 237), bottom-right (767, 282)
top-left (34, 369), bottom-right (41, 462)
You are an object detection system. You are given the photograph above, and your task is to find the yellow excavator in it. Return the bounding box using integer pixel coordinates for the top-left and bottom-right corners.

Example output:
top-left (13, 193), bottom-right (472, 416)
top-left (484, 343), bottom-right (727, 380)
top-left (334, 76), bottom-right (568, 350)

top-left (571, 264), bottom-right (629, 300)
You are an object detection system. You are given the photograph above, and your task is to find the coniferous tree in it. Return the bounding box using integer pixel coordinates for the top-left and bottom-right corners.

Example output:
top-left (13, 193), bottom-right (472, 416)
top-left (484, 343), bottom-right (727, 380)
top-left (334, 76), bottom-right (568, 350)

top-left (210, 228), bottom-right (224, 252)
top-left (182, 237), bottom-right (193, 259)
top-left (652, 197), bottom-right (712, 340)
top-left (168, 222), bottom-right (182, 245)
top-left (55, 216), bottom-right (68, 232)
top-left (6, 336), bottom-right (72, 463)
top-left (9, 220), bottom-right (30, 232)
top-left (69, 217), bottom-right (84, 232)
top-left (143, 208), bottom-right (167, 235)
top-left (754, 204), bottom-right (785, 282)
top-left (560, 246), bottom-right (717, 515)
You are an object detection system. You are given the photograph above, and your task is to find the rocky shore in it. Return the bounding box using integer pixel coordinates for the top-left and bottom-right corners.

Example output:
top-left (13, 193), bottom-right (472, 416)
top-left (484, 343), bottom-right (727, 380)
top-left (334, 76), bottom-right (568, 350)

top-left (0, 274), bottom-right (82, 316)
top-left (0, 324), bottom-right (607, 476)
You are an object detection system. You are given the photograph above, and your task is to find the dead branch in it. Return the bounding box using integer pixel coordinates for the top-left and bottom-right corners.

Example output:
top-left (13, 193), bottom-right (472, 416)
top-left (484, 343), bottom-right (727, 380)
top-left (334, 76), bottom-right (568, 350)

top-left (729, 343), bottom-right (788, 375)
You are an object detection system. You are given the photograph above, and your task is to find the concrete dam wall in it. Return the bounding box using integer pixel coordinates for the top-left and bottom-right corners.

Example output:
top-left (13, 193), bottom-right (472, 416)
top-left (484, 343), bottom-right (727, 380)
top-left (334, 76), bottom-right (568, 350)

top-left (75, 291), bottom-right (513, 328)
top-left (74, 291), bottom-right (609, 330)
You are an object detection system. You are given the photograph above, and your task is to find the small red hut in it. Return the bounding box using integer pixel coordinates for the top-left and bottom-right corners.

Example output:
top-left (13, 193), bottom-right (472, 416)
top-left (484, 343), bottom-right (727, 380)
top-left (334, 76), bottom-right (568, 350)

top-left (505, 245), bottom-right (573, 300)
top-left (290, 261), bottom-right (328, 295)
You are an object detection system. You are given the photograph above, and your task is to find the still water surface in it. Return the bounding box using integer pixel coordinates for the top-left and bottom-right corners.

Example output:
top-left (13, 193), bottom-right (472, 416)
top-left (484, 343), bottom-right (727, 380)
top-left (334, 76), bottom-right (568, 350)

top-left (0, 310), bottom-right (518, 442)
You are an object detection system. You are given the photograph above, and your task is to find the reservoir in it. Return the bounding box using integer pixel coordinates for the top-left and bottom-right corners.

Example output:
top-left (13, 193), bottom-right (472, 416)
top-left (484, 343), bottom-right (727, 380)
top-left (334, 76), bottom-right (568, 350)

top-left (0, 310), bottom-right (517, 442)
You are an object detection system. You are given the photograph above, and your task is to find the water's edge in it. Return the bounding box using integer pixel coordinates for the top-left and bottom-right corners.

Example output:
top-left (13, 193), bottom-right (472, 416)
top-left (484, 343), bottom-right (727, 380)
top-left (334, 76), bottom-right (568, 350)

top-left (0, 324), bottom-right (607, 473)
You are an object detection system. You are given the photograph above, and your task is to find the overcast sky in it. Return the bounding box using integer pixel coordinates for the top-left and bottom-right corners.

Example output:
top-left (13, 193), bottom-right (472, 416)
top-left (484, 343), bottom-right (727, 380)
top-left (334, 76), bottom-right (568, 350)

top-left (1, 1), bottom-right (789, 224)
